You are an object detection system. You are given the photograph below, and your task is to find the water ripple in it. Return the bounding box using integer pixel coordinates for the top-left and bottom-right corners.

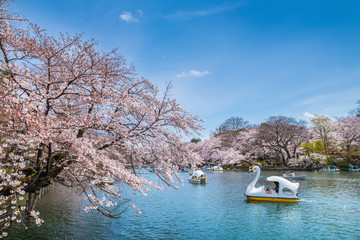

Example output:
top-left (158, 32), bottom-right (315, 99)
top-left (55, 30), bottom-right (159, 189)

top-left (7, 170), bottom-right (360, 239)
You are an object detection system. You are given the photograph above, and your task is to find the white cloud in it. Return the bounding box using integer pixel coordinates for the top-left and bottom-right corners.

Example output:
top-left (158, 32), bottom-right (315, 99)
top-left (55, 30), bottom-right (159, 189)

top-left (167, 1), bottom-right (243, 19)
top-left (137, 9), bottom-right (144, 17)
top-left (303, 112), bottom-right (336, 122)
top-left (176, 70), bottom-right (211, 78)
top-left (297, 94), bottom-right (332, 107)
top-left (120, 10), bottom-right (144, 22)
top-left (303, 112), bottom-right (314, 120)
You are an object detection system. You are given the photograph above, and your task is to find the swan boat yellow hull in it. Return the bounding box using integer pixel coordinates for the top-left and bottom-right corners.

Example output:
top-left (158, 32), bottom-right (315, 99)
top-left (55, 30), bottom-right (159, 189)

top-left (246, 195), bottom-right (298, 203)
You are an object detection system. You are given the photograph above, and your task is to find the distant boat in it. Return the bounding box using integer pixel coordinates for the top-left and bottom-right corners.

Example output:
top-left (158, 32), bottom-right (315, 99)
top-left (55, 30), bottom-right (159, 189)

top-left (285, 175), bottom-right (306, 180)
top-left (212, 166), bottom-right (223, 172)
top-left (149, 167), bottom-right (157, 172)
top-left (188, 169), bottom-right (207, 184)
top-left (349, 165), bottom-right (360, 172)
top-left (326, 165), bottom-right (340, 172)
top-left (180, 167), bottom-right (189, 172)
top-left (100, 177), bottom-right (115, 185)
top-left (202, 165), bottom-right (213, 170)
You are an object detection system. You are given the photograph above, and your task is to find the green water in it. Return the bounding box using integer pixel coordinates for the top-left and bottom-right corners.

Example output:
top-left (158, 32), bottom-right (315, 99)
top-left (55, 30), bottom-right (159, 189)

top-left (7, 170), bottom-right (360, 239)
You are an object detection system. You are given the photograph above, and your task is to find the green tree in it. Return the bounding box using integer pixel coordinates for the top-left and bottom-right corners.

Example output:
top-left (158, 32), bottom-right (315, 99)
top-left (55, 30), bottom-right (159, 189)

top-left (302, 140), bottom-right (325, 156)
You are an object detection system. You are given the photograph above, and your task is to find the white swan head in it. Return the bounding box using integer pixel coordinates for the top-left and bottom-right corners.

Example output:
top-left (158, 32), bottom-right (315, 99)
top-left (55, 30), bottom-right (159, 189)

top-left (248, 165), bottom-right (260, 173)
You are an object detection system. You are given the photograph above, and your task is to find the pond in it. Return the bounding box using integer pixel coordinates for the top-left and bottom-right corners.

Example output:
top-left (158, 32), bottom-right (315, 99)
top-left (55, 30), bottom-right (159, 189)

top-left (7, 170), bottom-right (360, 239)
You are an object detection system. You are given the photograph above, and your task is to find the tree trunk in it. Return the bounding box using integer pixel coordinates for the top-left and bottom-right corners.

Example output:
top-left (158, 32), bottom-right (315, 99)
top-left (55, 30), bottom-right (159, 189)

top-left (46, 143), bottom-right (52, 173)
top-left (26, 192), bottom-right (32, 214)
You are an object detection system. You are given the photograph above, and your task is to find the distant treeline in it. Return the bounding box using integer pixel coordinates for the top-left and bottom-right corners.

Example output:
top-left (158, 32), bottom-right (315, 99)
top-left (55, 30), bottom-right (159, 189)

top-left (189, 102), bottom-right (360, 169)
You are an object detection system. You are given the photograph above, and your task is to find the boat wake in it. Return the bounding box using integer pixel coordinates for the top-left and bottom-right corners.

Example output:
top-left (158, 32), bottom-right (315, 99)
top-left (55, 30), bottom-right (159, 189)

top-left (298, 199), bottom-right (317, 203)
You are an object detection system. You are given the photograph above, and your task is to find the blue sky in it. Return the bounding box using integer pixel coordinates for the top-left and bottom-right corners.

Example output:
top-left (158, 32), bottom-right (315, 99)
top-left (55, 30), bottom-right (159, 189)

top-left (12, 0), bottom-right (360, 139)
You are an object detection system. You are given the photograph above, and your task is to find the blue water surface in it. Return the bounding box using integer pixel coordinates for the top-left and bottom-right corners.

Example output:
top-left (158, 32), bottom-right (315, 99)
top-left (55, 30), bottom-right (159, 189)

top-left (7, 170), bottom-right (360, 239)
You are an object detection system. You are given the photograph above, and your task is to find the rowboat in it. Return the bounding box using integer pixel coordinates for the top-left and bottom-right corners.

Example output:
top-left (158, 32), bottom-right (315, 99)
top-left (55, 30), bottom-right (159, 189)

top-left (212, 166), bottom-right (223, 172)
top-left (285, 175), bottom-right (306, 180)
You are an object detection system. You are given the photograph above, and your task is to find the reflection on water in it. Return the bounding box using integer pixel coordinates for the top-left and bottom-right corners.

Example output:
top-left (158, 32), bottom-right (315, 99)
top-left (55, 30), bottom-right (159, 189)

top-left (7, 170), bottom-right (360, 239)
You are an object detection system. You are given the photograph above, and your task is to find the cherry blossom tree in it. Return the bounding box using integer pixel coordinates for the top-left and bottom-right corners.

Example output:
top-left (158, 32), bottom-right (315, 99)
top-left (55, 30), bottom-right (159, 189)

top-left (254, 116), bottom-right (309, 165)
top-left (188, 134), bottom-right (246, 166)
top-left (234, 127), bottom-right (272, 163)
top-left (188, 136), bottom-right (222, 164)
top-left (0, 0), bottom-right (202, 236)
top-left (189, 127), bottom-right (264, 167)
top-left (309, 114), bottom-right (337, 154)
top-left (336, 116), bottom-right (360, 163)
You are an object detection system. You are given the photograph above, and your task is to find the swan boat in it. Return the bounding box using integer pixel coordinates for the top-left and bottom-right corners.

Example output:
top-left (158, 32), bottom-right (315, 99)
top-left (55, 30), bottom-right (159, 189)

top-left (349, 165), bottom-right (360, 172)
top-left (100, 177), bottom-right (115, 185)
top-left (245, 166), bottom-right (299, 202)
top-left (212, 166), bottom-right (224, 172)
top-left (188, 169), bottom-right (207, 184)
top-left (326, 165), bottom-right (340, 172)
top-left (202, 165), bottom-right (213, 170)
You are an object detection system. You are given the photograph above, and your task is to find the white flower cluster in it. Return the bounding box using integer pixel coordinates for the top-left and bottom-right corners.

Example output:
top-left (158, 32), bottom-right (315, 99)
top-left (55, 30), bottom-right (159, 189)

top-left (0, 143), bottom-right (43, 237)
top-left (29, 211), bottom-right (44, 226)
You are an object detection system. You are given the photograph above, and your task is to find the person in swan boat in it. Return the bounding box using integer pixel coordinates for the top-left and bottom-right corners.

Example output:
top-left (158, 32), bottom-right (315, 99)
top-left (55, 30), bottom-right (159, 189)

top-left (266, 181), bottom-right (279, 194)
